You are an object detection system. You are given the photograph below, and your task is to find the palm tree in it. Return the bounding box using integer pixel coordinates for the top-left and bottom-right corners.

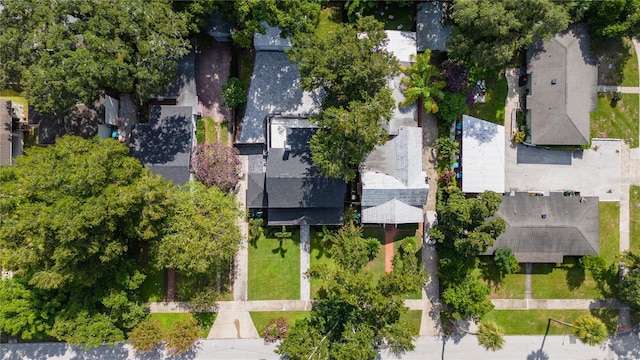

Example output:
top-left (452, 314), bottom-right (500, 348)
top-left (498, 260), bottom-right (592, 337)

top-left (454, 320), bottom-right (505, 351)
top-left (544, 315), bottom-right (608, 347)
top-left (400, 50), bottom-right (446, 115)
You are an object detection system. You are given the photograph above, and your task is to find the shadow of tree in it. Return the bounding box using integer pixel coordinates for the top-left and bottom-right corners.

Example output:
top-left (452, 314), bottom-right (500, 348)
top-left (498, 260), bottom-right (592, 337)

top-left (526, 349), bottom-right (550, 360)
top-left (566, 264), bottom-right (586, 290)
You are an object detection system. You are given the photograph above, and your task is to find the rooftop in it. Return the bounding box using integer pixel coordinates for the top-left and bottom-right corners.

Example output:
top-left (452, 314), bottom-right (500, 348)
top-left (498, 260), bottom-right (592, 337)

top-left (416, 1), bottom-right (450, 52)
top-left (462, 115), bottom-right (505, 193)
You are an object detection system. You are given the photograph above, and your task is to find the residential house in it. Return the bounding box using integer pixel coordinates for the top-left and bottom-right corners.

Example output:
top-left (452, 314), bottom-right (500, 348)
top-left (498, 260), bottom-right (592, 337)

top-left (461, 115), bottom-right (505, 194)
top-left (384, 30), bottom-right (419, 133)
top-left (360, 126), bottom-right (428, 225)
top-left (485, 192), bottom-right (599, 263)
top-left (525, 24), bottom-right (597, 146)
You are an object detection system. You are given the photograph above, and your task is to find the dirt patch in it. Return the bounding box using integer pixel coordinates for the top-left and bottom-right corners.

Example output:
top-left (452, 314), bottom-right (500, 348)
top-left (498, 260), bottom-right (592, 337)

top-left (592, 37), bottom-right (634, 85)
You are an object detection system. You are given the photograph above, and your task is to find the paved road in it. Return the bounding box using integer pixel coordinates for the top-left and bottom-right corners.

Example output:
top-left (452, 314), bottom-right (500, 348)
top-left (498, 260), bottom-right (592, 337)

top-left (2, 334), bottom-right (637, 360)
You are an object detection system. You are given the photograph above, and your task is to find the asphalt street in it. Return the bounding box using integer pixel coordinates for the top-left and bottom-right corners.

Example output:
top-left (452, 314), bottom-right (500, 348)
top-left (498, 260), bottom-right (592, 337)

top-left (2, 333), bottom-right (638, 360)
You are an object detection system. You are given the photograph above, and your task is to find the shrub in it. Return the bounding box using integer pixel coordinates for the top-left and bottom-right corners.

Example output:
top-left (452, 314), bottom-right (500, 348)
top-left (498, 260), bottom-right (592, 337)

top-left (191, 143), bottom-right (241, 192)
top-left (493, 248), bottom-right (519, 277)
top-left (128, 319), bottom-right (164, 354)
top-left (165, 318), bottom-right (201, 355)
top-left (513, 130), bottom-right (526, 144)
top-left (222, 77), bottom-right (247, 109)
top-left (364, 238), bottom-right (381, 261)
top-left (263, 317), bottom-right (290, 342)
top-left (189, 285), bottom-right (219, 312)
top-left (437, 92), bottom-right (467, 126)
top-left (441, 61), bottom-right (470, 93)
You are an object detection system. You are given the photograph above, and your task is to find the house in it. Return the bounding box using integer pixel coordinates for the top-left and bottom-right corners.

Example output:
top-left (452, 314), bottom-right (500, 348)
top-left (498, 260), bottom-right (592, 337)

top-left (525, 24), bottom-right (597, 146)
top-left (384, 30), bottom-right (419, 134)
top-left (129, 105), bottom-right (194, 185)
top-left (485, 192), bottom-right (599, 263)
top-left (247, 116), bottom-right (346, 225)
top-left (239, 26), bottom-right (322, 145)
top-left (416, 1), bottom-right (450, 53)
top-left (461, 115), bottom-right (505, 194)
top-left (360, 126), bottom-right (428, 225)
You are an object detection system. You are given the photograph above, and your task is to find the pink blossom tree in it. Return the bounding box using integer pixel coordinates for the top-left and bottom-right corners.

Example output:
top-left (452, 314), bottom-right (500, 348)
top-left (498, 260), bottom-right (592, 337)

top-left (191, 143), bottom-right (241, 192)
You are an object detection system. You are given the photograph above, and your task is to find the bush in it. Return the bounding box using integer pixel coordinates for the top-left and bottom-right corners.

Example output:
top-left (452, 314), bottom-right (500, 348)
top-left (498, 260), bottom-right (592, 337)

top-left (222, 77), bottom-right (247, 109)
top-left (128, 319), bottom-right (164, 354)
top-left (513, 130), bottom-right (526, 144)
top-left (263, 317), bottom-right (290, 342)
top-left (189, 285), bottom-right (219, 312)
top-left (493, 248), bottom-right (519, 277)
top-left (196, 118), bottom-right (205, 144)
top-left (437, 92), bottom-right (467, 126)
top-left (441, 61), bottom-right (470, 93)
top-left (364, 238), bottom-right (381, 261)
top-left (191, 143), bottom-right (241, 192)
top-left (165, 318), bottom-right (201, 355)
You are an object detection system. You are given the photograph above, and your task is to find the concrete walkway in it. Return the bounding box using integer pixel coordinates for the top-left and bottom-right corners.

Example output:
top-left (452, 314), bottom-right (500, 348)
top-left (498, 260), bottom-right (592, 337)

top-left (597, 85), bottom-right (640, 93)
top-left (299, 223), bottom-right (310, 301)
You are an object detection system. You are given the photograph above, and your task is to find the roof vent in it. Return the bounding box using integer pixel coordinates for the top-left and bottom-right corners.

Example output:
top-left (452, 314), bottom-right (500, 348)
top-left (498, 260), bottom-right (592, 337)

top-left (551, 79), bottom-right (557, 85)
top-left (541, 213), bottom-right (547, 219)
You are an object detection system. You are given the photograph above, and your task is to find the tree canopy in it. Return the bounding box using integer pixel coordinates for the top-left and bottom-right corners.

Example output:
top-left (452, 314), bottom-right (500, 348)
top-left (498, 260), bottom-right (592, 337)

top-left (0, 136), bottom-right (172, 345)
top-left (400, 50), bottom-right (446, 115)
top-left (156, 181), bottom-right (241, 277)
top-left (583, 0), bottom-right (640, 39)
top-left (0, 0), bottom-right (191, 116)
top-left (276, 224), bottom-right (428, 359)
top-left (447, 0), bottom-right (570, 70)
top-left (191, 143), bottom-right (241, 192)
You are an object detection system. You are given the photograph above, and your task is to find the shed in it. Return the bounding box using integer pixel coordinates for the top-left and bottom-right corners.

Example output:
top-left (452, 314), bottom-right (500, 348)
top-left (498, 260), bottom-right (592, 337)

top-left (461, 115), bottom-right (505, 194)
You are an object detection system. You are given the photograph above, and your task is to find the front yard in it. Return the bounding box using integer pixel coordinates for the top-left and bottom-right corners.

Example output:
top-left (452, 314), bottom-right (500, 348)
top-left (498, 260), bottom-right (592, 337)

top-left (476, 260), bottom-right (526, 299)
top-left (250, 311), bottom-right (310, 336)
top-left (149, 312), bottom-right (217, 339)
top-left (482, 309), bottom-right (618, 335)
top-left (591, 93), bottom-right (639, 148)
top-left (248, 229), bottom-right (300, 300)
top-left (631, 186), bottom-right (640, 252)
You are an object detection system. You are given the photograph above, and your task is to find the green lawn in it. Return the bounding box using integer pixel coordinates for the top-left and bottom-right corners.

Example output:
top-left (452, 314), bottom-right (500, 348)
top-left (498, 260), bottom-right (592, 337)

top-left (622, 38), bottom-right (639, 87)
top-left (149, 312), bottom-right (216, 338)
top-left (248, 230), bottom-right (300, 300)
top-left (592, 37), bottom-right (639, 86)
top-left (401, 310), bottom-right (423, 336)
top-left (316, 5), bottom-right (342, 38)
top-left (530, 258), bottom-right (602, 299)
top-left (466, 71), bottom-right (508, 125)
top-left (203, 116), bottom-right (230, 145)
top-left (600, 202), bottom-right (620, 264)
top-left (140, 267), bottom-right (166, 302)
top-left (249, 311), bottom-right (310, 336)
top-left (591, 93), bottom-right (639, 148)
top-left (482, 309), bottom-right (618, 335)
top-left (476, 259), bottom-right (526, 299)
top-left (631, 186), bottom-right (640, 252)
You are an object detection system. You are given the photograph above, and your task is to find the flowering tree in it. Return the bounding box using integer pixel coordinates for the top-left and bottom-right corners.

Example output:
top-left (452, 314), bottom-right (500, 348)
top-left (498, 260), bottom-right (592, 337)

top-left (191, 143), bottom-right (241, 192)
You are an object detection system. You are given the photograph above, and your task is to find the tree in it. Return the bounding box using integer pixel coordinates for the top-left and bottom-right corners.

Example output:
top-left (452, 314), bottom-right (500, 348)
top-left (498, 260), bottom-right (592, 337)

top-left (165, 317), bottom-right (202, 355)
top-left (309, 90), bottom-right (394, 181)
top-left (400, 50), bottom-right (446, 115)
top-left (477, 321), bottom-right (505, 351)
top-left (584, 0), bottom-right (640, 39)
top-left (545, 315), bottom-right (607, 347)
top-left (436, 92), bottom-right (468, 126)
top-left (156, 181), bottom-right (241, 276)
top-left (494, 248), bottom-right (520, 278)
top-left (442, 276), bottom-right (494, 321)
top-left (0, 0), bottom-right (191, 116)
top-left (617, 251), bottom-right (640, 311)
top-left (447, 0), bottom-right (570, 70)
top-left (441, 61), bottom-right (470, 94)
top-left (0, 136), bottom-right (171, 345)
top-left (288, 16), bottom-right (398, 109)
top-left (222, 77), bottom-right (247, 109)
top-left (128, 318), bottom-right (164, 354)
top-left (277, 222), bottom-right (428, 359)
top-left (191, 143), bottom-right (241, 192)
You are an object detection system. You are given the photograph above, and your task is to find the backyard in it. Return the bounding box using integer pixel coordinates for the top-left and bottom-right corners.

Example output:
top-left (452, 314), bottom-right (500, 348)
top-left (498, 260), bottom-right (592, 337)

top-left (248, 229), bottom-right (300, 300)
top-left (591, 93), bottom-right (639, 148)
top-left (591, 37), bottom-right (639, 87)
top-left (482, 309), bottom-right (618, 335)
top-left (466, 70), bottom-right (509, 125)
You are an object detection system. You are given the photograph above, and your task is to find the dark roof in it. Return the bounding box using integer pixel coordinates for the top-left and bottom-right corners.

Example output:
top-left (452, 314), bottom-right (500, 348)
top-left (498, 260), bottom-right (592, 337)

top-left (485, 192), bottom-right (599, 263)
top-left (247, 172), bottom-right (267, 208)
top-left (361, 188), bottom-right (427, 208)
top-left (204, 13), bottom-right (233, 42)
top-left (239, 51), bottom-right (322, 144)
top-left (416, 2), bottom-right (450, 52)
top-left (262, 126), bottom-right (345, 225)
top-left (129, 105), bottom-right (193, 185)
top-left (161, 48), bottom-right (197, 110)
top-left (526, 24), bottom-right (597, 146)
top-left (0, 100), bottom-right (12, 166)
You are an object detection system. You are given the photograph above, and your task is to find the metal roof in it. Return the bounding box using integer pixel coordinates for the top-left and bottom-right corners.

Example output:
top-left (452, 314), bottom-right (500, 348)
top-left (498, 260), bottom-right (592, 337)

top-left (526, 24), bottom-right (597, 146)
top-left (362, 198), bottom-right (423, 224)
top-left (462, 115), bottom-right (505, 193)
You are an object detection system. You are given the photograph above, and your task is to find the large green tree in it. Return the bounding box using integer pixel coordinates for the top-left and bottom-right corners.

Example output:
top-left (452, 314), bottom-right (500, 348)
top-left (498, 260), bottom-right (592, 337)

top-left (0, 136), bottom-right (172, 346)
top-left (0, 0), bottom-right (190, 116)
top-left (276, 224), bottom-right (428, 360)
top-left (400, 50), bottom-right (446, 115)
top-left (156, 181), bottom-right (241, 277)
top-left (447, 0), bottom-right (570, 70)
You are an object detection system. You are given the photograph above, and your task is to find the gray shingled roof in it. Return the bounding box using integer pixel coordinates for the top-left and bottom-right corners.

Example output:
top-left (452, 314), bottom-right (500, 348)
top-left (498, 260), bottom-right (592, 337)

top-left (161, 48), bottom-right (197, 111)
top-left (0, 100), bottom-right (12, 166)
top-left (416, 2), bottom-right (450, 52)
top-left (264, 126), bottom-right (345, 225)
top-left (485, 192), bottom-right (599, 263)
top-left (526, 24), bottom-right (597, 146)
top-left (253, 24), bottom-right (292, 51)
top-left (129, 105), bottom-right (193, 185)
top-left (239, 51), bottom-right (322, 144)
top-left (204, 13), bottom-right (233, 42)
